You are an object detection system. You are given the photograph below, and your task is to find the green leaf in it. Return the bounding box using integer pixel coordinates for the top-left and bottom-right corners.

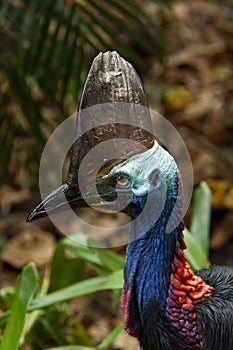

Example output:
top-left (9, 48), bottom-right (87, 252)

top-left (29, 269), bottom-right (123, 312)
top-left (0, 287), bottom-right (14, 308)
top-left (46, 322), bottom-right (124, 350)
top-left (98, 322), bottom-right (123, 349)
top-left (184, 228), bottom-right (210, 270)
top-left (49, 240), bottom-right (86, 292)
top-left (62, 233), bottom-right (124, 273)
top-left (190, 182), bottom-right (211, 256)
top-left (0, 263), bottom-right (38, 350)
top-left (0, 250), bottom-right (123, 327)
top-left (72, 322), bottom-right (96, 347)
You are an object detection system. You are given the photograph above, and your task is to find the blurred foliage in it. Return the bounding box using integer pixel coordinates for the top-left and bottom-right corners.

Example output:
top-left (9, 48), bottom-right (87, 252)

top-left (0, 0), bottom-right (169, 185)
top-left (184, 182), bottom-right (211, 270)
top-left (0, 233), bottom-right (124, 349)
top-left (0, 183), bottom-right (211, 349)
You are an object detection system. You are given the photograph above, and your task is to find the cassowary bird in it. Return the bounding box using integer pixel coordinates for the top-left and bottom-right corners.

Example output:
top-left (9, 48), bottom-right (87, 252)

top-left (27, 52), bottom-right (233, 350)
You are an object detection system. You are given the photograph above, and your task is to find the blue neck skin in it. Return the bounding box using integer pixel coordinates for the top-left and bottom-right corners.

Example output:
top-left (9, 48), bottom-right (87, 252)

top-left (123, 181), bottom-right (181, 332)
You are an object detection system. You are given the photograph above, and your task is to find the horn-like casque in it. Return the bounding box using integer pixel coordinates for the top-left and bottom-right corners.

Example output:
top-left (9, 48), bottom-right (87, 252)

top-left (67, 51), bottom-right (154, 186)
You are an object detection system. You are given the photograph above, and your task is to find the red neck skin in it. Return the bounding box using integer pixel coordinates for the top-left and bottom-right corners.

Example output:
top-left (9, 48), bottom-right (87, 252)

top-left (167, 225), bottom-right (213, 349)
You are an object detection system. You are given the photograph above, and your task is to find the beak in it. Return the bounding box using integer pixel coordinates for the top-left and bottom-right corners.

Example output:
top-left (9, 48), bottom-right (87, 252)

top-left (26, 181), bottom-right (123, 222)
top-left (26, 184), bottom-right (84, 222)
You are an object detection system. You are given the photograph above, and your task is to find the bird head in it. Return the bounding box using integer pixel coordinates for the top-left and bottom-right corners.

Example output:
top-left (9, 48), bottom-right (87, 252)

top-left (27, 139), bottom-right (180, 240)
top-left (27, 51), bottom-right (181, 235)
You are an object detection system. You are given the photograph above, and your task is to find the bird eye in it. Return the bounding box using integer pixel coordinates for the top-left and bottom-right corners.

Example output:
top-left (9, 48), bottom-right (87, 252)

top-left (116, 174), bottom-right (130, 187)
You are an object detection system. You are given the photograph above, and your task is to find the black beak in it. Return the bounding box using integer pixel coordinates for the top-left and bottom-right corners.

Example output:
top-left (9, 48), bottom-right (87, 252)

top-left (26, 181), bottom-right (124, 222)
top-left (26, 184), bottom-right (84, 222)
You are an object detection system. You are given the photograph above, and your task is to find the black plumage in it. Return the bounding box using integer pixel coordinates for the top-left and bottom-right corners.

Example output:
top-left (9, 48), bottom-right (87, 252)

top-left (140, 266), bottom-right (233, 350)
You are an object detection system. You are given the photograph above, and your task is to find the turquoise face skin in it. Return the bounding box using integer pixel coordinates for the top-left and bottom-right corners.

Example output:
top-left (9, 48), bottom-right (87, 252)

top-left (103, 140), bottom-right (178, 199)
top-left (99, 140), bottom-right (180, 240)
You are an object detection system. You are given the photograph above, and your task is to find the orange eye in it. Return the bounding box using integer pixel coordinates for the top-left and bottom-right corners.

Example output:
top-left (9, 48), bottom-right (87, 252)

top-left (116, 174), bottom-right (130, 187)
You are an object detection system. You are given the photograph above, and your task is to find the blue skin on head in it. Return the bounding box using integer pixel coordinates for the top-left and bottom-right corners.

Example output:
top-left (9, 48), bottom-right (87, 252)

top-left (102, 141), bottom-right (182, 335)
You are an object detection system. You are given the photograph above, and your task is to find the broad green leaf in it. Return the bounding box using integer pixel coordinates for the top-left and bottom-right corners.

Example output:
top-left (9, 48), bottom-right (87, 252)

top-left (190, 182), bottom-right (211, 256)
top-left (28, 269), bottom-right (123, 312)
top-left (0, 263), bottom-right (38, 350)
top-left (62, 233), bottom-right (124, 272)
top-left (184, 228), bottom-right (210, 271)
top-left (49, 240), bottom-right (86, 292)
top-left (20, 271), bottom-right (50, 342)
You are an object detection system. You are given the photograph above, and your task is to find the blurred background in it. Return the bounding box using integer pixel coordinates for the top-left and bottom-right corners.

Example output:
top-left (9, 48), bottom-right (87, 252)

top-left (0, 0), bottom-right (233, 349)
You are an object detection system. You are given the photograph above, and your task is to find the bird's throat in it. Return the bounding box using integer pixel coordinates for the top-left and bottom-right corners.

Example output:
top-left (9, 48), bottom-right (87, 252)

top-left (122, 218), bottom-right (181, 337)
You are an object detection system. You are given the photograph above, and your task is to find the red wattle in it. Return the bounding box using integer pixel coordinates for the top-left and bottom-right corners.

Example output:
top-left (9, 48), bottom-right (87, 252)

top-left (167, 231), bottom-right (213, 349)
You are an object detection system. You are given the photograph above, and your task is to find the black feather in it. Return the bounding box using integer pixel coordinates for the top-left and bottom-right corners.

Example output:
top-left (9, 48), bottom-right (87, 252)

top-left (139, 300), bottom-right (193, 350)
top-left (196, 266), bottom-right (233, 350)
top-left (139, 266), bottom-right (233, 350)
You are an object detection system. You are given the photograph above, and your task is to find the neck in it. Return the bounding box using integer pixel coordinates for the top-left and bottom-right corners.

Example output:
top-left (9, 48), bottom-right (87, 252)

top-left (122, 211), bottom-right (181, 337)
top-left (122, 202), bottom-right (212, 347)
